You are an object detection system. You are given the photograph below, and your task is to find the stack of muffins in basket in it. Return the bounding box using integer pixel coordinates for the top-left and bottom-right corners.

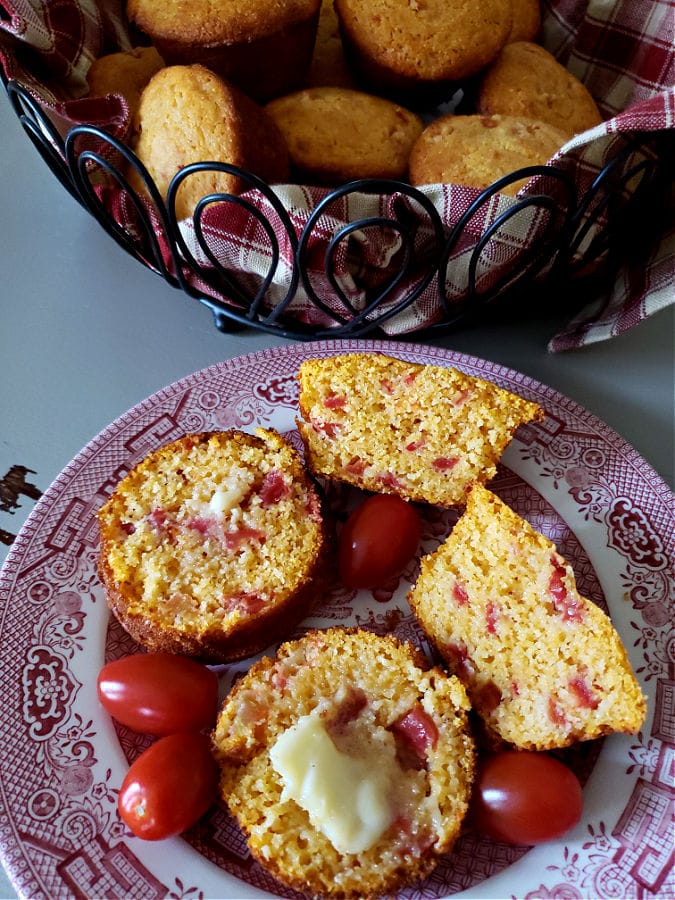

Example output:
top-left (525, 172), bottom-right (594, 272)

top-left (97, 352), bottom-right (647, 899)
top-left (84, 0), bottom-right (604, 218)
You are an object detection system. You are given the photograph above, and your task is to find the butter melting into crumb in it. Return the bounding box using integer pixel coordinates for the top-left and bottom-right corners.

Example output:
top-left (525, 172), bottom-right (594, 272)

top-left (269, 712), bottom-right (400, 854)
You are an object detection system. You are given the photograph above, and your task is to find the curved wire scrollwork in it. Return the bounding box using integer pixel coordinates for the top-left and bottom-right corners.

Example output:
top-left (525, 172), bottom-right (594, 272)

top-left (65, 124), bottom-right (180, 281)
top-left (435, 165), bottom-right (577, 324)
top-left (6, 80), bottom-right (83, 205)
top-left (295, 180), bottom-right (447, 336)
top-left (563, 138), bottom-right (661, 275)
top-left (2, 76), bottom-right (666, 339)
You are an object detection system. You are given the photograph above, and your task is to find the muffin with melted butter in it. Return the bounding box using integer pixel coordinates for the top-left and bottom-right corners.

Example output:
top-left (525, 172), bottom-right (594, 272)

top-left (212, 627), bottom-right (475, 898)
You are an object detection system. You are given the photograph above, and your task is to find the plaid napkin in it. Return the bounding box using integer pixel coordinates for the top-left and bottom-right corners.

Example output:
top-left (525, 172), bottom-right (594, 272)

top-left (1, 0), bottom-right (673, 350)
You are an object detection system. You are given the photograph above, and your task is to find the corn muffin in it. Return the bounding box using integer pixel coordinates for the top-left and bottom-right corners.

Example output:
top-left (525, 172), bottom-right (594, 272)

top-left (128, 64), bottom-right (289, 221)
top-left (296, 353), bottom-right (544, 507)
top-left (409, 113), bottom-right (570, 195)
top-left (126, 0), bottom-right (322, 101)
top-left (334, 0), bottom-right (513, 99)
top-left (477, 41), bottom-right (603, 138)
top-left (86, 45), bottom-right (164, 120)
top-left (408, 485), bottom-right (648, 750)
top-left (97, 429), bottom-right (327, 663)
top-left (266, 87), bottom-right (423, 183)
top-left (212, 627), bottom-right (475, 898)
top-left (506, 0), bottom-right (541, 43)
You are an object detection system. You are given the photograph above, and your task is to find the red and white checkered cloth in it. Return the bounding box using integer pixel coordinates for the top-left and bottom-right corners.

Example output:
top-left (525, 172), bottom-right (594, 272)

top-left (1, 0), bottom-right (673, 350)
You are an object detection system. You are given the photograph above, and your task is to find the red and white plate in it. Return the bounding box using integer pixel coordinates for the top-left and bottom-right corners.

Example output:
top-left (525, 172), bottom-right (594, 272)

top-left (1, 339), bottom-right (673, 900)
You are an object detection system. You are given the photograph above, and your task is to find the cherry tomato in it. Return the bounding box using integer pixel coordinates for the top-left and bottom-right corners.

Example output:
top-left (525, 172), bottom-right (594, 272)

top-left (118, 732), bottom-right (219, 840)
top-left (339, 494), bottom-right (421, 589)
top-left (97, 653), bottom-right (219, 735)
top-left (471, 751), bottom-right (583, 845)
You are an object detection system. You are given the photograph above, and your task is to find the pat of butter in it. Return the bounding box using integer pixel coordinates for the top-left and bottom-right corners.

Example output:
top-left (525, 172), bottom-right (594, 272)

top-left (269, 713), bottom-right (397, 855)
top-left (208, 477), bottom-right (250, 516)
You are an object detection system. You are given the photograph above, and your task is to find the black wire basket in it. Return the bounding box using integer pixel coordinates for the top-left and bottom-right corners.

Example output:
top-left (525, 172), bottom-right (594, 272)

top-left (4, 75), bottom-right (670, 340)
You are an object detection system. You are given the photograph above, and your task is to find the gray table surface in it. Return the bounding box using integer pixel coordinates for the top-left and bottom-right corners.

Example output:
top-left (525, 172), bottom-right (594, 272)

top-left (0, 86), bottom-right (673, 900)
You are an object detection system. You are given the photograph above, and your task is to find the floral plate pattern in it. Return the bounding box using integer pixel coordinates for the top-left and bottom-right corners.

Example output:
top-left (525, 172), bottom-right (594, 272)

top-left (0, 339), bottom-right (673, 900)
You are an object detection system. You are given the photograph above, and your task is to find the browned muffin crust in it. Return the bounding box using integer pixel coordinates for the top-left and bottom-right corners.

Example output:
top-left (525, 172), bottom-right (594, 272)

top-left (126, 0), bottom-right (322, 101)
top-left (266, 86), bottom-right (423, 183)
top-left (506, 0), bottom-right (541, 43)
top-left (477, 41), bottom-right (603, 138)
top-left (334, 0), bottom-right (513, 99)
top-left (409, 113), bottom-right (570, 194)
top-left (86, 45), bottom-right (164, 121)
top-left (128, 64), bottom-right (289, 220)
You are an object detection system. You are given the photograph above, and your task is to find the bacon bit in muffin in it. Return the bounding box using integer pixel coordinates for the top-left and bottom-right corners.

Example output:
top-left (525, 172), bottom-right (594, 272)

top-left (326, 686), bottom-right (368, 737)
top-left (405, 438), bottom-right (427, 451)
top-left (323, 392), bottom-right (346, 409)
top-left (390, 703), bottom-right (439, 768)
top-left (453, 581), bottom-right (469, 606)
top-left (269, 648), bottom-right (310, 692)
top-left (164, 592), bottom-right (195, 617)
top-left (432, 456), bottom-right (459, 472)
top-left (304, 491), bottom-right (323, 519)
top-left (259, 470), bottom-right (290, 506)
top-left (147, 508), bottom-right (168, 529)
top-left (311, 420), bottom-right (342, 439)
top-left (222, 591), bottom-right (266, 615)
top-left (237, 689), bottom-right (268, 727)
top-left (549, 556), bottom-right (584, 622)
top-left (568, 674), bottom-right (600, 709)
top-left (392, 816), bottom-right (435, 856)
top-left (547, 695), bottom-right (569, 728)
top-left (452, 387), bottom-right (472, 406)
top-left (377, 471), bottom-right (407, 491)
top-left (185, 515), bottom-right (219, 538)
top-left (344, 456), bottom-right (367, 475)
top-left (271, 670), bottom-right (288, 691)
top-left (224, 526), bottom-right (266, 550)
top-left (485, 600), bottom-right (499, 634)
